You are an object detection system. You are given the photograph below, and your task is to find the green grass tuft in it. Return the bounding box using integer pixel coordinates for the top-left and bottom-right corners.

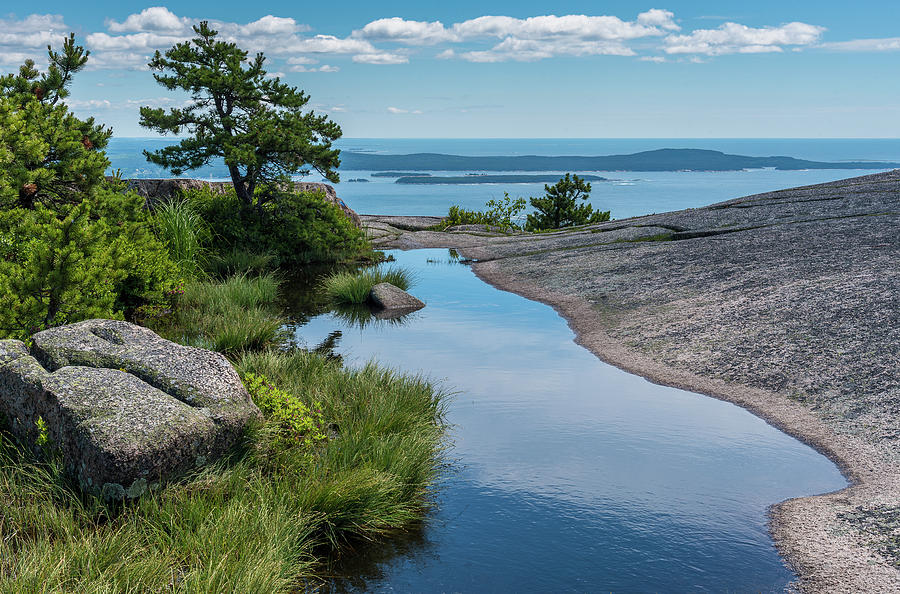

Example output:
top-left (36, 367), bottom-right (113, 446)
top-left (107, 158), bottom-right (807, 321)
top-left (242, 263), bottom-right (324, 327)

top-left (151, 273), bottom-right (284, 354)
top-left (320, 266), bottom-right (415, 305)
top-left (152, 197), bottom-right (210, 277)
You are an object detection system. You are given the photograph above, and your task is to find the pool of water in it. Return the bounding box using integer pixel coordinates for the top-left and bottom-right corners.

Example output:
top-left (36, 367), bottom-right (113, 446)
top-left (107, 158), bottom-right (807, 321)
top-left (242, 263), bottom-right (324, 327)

top-left (290, 249), bottom-right (846, 592)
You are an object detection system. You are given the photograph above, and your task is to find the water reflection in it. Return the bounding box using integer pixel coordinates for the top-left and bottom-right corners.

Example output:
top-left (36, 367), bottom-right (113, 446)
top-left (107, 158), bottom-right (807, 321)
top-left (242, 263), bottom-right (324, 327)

top-left (289, 249), bottom-right (846, 592)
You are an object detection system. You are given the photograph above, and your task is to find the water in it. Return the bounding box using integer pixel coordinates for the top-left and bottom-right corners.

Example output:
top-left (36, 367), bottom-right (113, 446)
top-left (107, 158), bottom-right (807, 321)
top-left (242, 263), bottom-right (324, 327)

top-left (290, 250), bottom-right (846, 592)
top-left (107, 138), bottom-right (900, 220)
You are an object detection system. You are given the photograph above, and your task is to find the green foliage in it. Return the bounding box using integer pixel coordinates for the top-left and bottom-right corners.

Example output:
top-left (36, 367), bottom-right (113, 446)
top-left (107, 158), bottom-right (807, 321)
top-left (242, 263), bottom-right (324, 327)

top-left (151, 197), bottom-right (210, 277)
top-left (243, 373), bottom-right (327, 449)
top-left (186, 186), bottom-right (367, 266)
top-left (321, 266), bottom-right (415, 305)
top-left (440, 193), bottom-right (527, 232)
top-left (0, 39), bottom-right (180, 339)
top-left (140, 22), bottom-right (342, 207)
top-left (0, 36), bottom-right (111, 211)
top-left (525, 173), bottom-right (611, 231)
top-left (34, 416), bottom-right (49, 448)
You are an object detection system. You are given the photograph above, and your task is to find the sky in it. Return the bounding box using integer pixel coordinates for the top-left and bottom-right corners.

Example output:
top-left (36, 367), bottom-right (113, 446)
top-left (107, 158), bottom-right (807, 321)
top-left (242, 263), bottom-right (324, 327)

top-left (2, 1), bottom-right (899, 138)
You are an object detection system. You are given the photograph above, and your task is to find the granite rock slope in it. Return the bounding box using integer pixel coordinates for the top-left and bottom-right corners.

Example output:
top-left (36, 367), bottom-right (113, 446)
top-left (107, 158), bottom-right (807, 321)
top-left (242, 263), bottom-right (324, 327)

top-left (364, 169), bottom-right (900, 592)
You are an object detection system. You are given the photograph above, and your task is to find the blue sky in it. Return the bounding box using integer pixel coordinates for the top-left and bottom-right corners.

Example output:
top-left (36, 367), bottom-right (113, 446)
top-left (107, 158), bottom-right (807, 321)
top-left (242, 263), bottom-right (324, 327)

top-left (3, 1), bottom-right (900, 137)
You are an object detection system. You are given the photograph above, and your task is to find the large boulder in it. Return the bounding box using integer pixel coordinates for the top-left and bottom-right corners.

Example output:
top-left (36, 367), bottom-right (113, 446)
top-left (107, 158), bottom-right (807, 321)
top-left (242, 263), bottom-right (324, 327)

top-left (368, 283), bottom-right (425, 319)
top-left (123, 178), bottom-right (362, 227)
top-left (0, 320), bottom-right (260, 498)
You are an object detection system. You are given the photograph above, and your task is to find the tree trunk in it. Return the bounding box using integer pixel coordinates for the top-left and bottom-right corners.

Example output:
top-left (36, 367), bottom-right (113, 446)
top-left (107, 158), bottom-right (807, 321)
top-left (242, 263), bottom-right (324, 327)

top-left (228, 165), bottom-right (251, 204)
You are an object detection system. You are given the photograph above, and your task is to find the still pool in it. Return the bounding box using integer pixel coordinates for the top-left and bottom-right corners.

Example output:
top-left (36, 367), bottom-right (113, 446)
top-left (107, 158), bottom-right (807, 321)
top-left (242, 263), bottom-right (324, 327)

top-left (292, 249), bottom-right (846, 593)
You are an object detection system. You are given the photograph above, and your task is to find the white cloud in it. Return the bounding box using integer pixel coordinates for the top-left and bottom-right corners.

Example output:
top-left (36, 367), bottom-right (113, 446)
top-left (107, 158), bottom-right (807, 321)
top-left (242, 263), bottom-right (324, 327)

top-left (106, 7), bottom-right (188, 33)
top-left (284, 35), bottom-right (376, 54)
top-left (639, 55), bottom-right (667, 62)
top-left (289, 64), bottom-right (341, 72)
top-left (287, 56), bottom-right (317, 65)
top-left (436, 49), bottom-right (456, 59)
top-left (819, 37), bottom-right (900, 52)
top-left (239, 15), bottom-right (303, 37)
top-left (353, 52), bottom-right (408, 64)
top-left (387, 106), bottom-right (422, 114)
top-left (353, 17), bottom-right (451, 45)
top-left (637, 9), bottom-right (679, 31)
top-left (664, 21), bottom-right (825, 55)
top-left (451, 14), bottom-right (671, 41)
top-left (459, 37), bottom-right (634, 62)
top-left (0, 14), bottom-right (71, 49)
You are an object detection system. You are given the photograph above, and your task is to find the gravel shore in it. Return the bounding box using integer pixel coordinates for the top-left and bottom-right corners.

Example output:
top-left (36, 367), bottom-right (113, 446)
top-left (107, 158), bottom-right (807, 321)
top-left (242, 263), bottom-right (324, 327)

top-left (362, 170), bottom-right (900, 592)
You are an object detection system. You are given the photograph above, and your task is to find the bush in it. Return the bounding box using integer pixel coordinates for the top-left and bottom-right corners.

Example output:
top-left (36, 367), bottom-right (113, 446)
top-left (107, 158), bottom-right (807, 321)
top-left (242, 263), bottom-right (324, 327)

top-left (0, 187), bottom-right (182, 339)
top-left (320, 266), bottom-right (415, 305)
top-left (525, 173), bottom-right (610, 231)
top-left (243, 373), bottom-right (327, 449)
top-left (186, 186), bottom-right (367, 267)
top-left (0, 40), bottom-right (181, 339)
top-left (439, 193), bottom-right (526, 232)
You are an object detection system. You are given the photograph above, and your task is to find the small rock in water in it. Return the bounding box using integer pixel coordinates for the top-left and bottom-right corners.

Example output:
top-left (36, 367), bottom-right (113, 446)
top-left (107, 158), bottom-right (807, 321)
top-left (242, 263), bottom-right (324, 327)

top-left (368, 282), bottom-right (425, 315)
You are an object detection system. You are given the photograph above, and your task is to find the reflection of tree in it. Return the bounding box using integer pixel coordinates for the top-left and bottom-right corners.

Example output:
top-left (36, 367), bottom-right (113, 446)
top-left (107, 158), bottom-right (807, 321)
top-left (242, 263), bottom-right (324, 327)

top-left (317, 522), bottom-right (436, 593)
top-left (312, 330), bottom-right (343, 363)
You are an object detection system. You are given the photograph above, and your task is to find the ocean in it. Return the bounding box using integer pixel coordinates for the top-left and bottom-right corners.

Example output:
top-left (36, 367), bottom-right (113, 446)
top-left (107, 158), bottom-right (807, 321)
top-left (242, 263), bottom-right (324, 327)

top-left (106, 138), bottom-right (900, 219)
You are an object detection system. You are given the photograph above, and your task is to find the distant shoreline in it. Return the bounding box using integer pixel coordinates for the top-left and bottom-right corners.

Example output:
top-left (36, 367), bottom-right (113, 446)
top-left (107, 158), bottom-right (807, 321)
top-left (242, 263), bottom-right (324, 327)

top-left (340, 148), bottom-right (900, 172)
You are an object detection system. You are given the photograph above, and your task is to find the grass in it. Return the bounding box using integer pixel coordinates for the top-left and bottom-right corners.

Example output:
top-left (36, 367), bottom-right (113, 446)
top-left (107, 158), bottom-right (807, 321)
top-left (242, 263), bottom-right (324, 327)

top-left (152, 198), bottom-right (210, 277)
top-left (149, 272), bottom-right (285, 354)
top-left (320, 266), bottom-right (416, 305)
top-left (1, 279), bottom-right (448, 591)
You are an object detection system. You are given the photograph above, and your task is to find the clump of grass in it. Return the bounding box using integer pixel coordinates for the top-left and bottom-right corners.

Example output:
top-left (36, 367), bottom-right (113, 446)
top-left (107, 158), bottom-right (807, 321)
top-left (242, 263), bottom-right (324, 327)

top-left (152, 197), bottom-right (210, 277)
top-left (0, 346), bottom-right (448, 591)
top-left (320, 266), bottom-right (415, 305)
top-left (205, 248), bottom-right (276, 278)
top-left (149, 272), bottom-right (285, 353)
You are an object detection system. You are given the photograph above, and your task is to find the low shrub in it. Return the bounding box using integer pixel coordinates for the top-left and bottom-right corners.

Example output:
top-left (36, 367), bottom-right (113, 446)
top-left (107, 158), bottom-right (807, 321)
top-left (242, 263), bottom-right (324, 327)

top-left (243, 373), bottom-right (327, 449)
top-left (438, 193), bottom-right (527, 232)
top-left (185, 186), bottom-right (368, 267)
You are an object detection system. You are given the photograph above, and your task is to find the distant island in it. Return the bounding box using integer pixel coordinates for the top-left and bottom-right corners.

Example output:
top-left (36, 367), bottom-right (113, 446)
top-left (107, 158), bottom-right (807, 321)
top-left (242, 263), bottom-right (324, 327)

top-left (371, 172), bottom-right (433, 178)
top-left (341, 148), bottom-right (900, 172)
top-left (346, 178), bottom-right (370, 183)
top-left (395, 174), bottom-right (608, 185)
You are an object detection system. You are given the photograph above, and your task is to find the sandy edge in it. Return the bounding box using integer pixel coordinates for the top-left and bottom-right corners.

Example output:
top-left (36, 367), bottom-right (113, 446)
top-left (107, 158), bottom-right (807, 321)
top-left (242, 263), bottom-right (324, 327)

top-left (461, 257), bottom-right (900, 593)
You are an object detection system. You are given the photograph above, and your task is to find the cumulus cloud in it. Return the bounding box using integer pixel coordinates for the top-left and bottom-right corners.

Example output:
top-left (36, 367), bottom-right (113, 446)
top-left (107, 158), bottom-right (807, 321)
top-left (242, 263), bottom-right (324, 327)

top-left (639, 55), bottom-right (667, 62)
top-left (637, 9), bottom-right (679, 31)
top-left (664, 21), bottom-right (825, 55)
top-left (0, 14), bottom-right (71, 49)
top-left (106, 7), bottom-right (188, 33)
top-left (353, 17), bottom-right (451, 45)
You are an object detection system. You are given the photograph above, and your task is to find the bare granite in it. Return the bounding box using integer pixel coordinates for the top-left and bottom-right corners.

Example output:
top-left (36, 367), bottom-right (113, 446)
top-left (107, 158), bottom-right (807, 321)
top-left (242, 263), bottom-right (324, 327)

top-left (364, 169), bottom-right (900, 592)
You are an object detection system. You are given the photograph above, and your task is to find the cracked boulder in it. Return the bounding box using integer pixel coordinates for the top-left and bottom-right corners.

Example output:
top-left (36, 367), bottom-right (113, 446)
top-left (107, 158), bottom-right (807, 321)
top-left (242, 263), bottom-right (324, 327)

top-left (0, 319), bottom-right (260, 498)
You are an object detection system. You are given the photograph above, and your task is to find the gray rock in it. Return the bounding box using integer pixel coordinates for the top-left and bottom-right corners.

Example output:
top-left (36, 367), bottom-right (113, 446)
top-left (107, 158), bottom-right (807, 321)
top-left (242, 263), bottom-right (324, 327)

top-left (0, 320), bottom-right (260, 498)
top-left (368, 283), bottom-right (425, 313)
top-left (123, 178), bottom-right (361, 227)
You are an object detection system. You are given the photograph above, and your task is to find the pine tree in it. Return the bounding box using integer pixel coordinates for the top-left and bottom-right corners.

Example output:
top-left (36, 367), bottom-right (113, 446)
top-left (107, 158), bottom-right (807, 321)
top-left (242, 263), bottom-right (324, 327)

top-left (525, 173), bottom-right (611, 231)
top-left (139, 21), bottom-right (342, 208)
